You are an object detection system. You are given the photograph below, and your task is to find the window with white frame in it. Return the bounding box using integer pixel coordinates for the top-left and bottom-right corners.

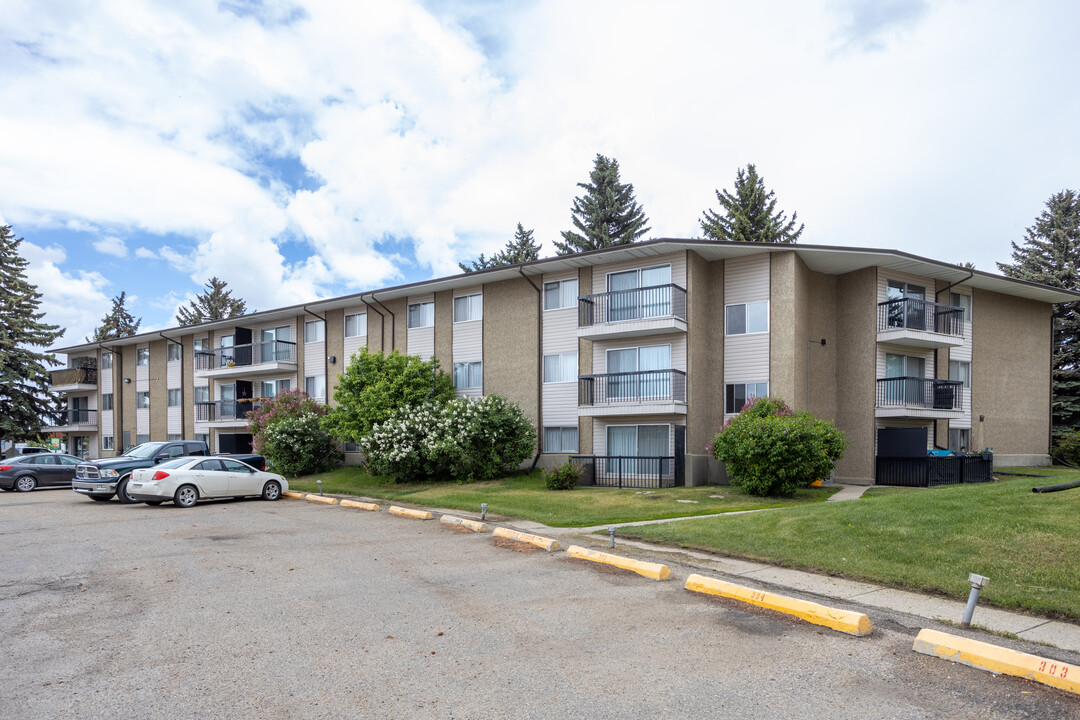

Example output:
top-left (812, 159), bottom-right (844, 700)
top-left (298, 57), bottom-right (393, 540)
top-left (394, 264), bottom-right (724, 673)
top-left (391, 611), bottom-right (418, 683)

top-left (453, 361), bottom-right (482, 389)
top-left (136, 391), bottom-right (150, 408)
top-left (407, 302), bottom-right (435, 328)
top-left (167, 389), bottom-right (182, 407)
top-left (950, 292), bottom-right (972, 322)
top-left (101, 352), bottom-right (112, 370)
top-left (543, 426), bottom-right (579, 453)
top-left (305, 375), bottom-right (326, 400)
top-left (136, 347), bottom-right (150, 365)
top-left (101, 393), bottom-right (113, 411)
top-left (102, 436), bottom-right (114, 451)
top-left (193, 338), bottom-right (208, 353)
top-left (167, 343), bottom-right (181, 362)
top-left (543, 352), bottom-right (578, 383)
top-left (949, 360), bottom-right (971, 388)
top-left (453, 294), bottom-right (483, 323)
top-left (193, 386), bottom-right (210, 403)
top-left (261, 379), bottom-right (291, 397)
top-left (725, 382), bottom-right (769, 414)
top-left (725, 302), bottom-right (768, 335)
top-left (167, 434), bottom-right (182, 442)
top-left (345, 313), bottom-right (366, 338)
top-left (948, 427), bottom-right (971, 453)
top-left (544, 278), bottom-right (578, 310)
top-left (136, 434), bottom-right (150, 445)
top-left (305, 320), bottom-right (325, 343)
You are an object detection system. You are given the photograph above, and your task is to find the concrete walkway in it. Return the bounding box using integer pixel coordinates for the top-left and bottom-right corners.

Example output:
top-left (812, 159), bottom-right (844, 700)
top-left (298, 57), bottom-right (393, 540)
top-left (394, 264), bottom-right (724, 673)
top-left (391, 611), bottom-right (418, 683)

top-left (825, 483), bottom-right (872, 501)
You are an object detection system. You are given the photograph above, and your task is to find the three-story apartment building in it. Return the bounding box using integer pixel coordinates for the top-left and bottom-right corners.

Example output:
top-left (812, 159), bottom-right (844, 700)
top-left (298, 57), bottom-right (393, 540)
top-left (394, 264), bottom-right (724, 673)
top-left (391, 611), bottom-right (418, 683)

top-left (46, 240), bottom-right (1076, 484)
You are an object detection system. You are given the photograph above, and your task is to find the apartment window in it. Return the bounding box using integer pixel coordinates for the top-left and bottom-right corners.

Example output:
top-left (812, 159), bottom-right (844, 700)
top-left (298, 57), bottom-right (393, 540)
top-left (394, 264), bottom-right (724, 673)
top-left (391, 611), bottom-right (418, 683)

top-left (345, 313), bottom-right (366, 338)
top-left (167, 343), bottom-right (181, 362)
top-left (950, 292), bottom-right (972, 322)
top-left (453, 294), bottom-right (483, 323)
top-left (193, 386), bottom-right (210, 403)
top-left (136, 391), bottom-right (150, 408)
top-left (305, 375), bottom-right (326, 400)
top-left (607, 425), bottom-right (670, 458)
top-left (725, 301), bottom-right (768, 335)
top-left (261, 379), bottom-right (291, 397)
top-left (167, 434), bottom-right (182, 442)
top-left (407, 301), bottom-right (435, 328)
top-left (949, 360), bottom-right (971, 388)
top-left (544, 278), bottom-right (579, 310)
top-left (193, 338), bottom-right (208, 353)
top-left (344, 442), bottom-right (361, 453)
top-left (949, 427), bottom-right (971, 453)
top-left (167, 389), bottom-right (182, 407)
top-left (543, 352), bottom-right (578, 384)
top-left (543, 426), bottom-right (579, 453)
top-left (101, 352), bottom-right (112, 370)
top-left (725, 382), bottom-right (769, 414)
top-left (136, 434), bottom-right (150, 445)
top-left (101, 393), bottom-right (113, 411)
top-left (136, 347), bottom-right (149, 366)
top-left (305, 320), bottom-right (325, 343)
top-left (453, 361), bottom-right (482, 389)
top-left (102, 436), bottom-right (114, 451)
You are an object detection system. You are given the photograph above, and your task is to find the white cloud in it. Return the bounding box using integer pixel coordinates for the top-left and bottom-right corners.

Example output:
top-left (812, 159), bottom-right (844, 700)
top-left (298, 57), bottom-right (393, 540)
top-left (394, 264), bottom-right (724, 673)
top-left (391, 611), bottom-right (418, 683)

top-left (20, 241), bottom-right (113, 347)
top-left (135, 247), bottom-right (157, 259)
top-left (92, 235), bottom-right (127, 257)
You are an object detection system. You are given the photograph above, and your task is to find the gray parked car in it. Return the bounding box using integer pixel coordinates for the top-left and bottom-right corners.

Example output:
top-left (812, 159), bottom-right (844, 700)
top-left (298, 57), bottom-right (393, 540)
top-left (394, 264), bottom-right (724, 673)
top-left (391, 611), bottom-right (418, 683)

top-left (0, 454), bottom-right (83, 492)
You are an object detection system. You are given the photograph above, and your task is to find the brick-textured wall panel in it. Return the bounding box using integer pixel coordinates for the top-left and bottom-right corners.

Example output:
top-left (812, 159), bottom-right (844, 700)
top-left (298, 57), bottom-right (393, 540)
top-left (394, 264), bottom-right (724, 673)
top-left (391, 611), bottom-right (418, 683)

top-left (686, 252), bottom-right (724, 478)
top-left (434, 290), bottom-right (453, 371)
top-left (482, 277), bottom-right (539, 429)
top-left (832, 267), bottom-right (877, 482)
top-left (149, 339), bottom-right (167, 440)
top-left (326, 308), bottom-right (344, 406)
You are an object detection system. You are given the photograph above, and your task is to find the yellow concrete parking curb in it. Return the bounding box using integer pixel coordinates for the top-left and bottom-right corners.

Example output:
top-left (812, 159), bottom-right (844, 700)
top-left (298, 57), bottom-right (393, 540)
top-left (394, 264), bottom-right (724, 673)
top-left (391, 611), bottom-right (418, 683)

top-left (493, 527), bottom-right (560, 551)
top-left (340, 499), bottom-right (380, 511)
top-left (440, 515), bottom-right (491, 532)
top-left (305, 494), bottom-right (339, 505)
top-left (388, 505), bottom-right (433, 520)
top-left (913, 628), bottom-right (1079, 695)
top-left (566, 545), bottom-right (671, 580)
top-left (281, 491), bottom-right (305, 499)
top-left (684, 573), bottom-right (873, 636)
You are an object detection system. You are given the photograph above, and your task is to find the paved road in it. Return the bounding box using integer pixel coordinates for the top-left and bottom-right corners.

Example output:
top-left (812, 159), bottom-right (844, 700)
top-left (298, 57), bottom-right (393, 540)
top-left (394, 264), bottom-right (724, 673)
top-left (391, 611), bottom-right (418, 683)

top-left (1, 490), bottom-right (1077, 719)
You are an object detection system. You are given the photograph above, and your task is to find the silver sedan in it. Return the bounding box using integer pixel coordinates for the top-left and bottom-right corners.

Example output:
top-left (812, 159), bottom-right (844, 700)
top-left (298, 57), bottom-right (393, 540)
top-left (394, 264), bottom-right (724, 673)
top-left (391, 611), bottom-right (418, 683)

top-left (128, 456), bottom-right (288, 507)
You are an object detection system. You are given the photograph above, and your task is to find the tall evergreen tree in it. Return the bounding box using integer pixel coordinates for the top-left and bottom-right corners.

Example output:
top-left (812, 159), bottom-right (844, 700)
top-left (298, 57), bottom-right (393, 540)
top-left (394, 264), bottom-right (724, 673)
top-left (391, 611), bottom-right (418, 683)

top-left (554, 154), bottom-right (650, 255)
top-left (0, 225), bottom-right (65, 442)
top-left (88, 291), bottom-right (141, 342)
top-left (176, 277), bottom-right (249, 326)
top-left (459, 223), bottom-right (541, 273)
top-left (997, 190), bottom-right (1080, 440)
top-left (700, 164), bottom-right (804, 244)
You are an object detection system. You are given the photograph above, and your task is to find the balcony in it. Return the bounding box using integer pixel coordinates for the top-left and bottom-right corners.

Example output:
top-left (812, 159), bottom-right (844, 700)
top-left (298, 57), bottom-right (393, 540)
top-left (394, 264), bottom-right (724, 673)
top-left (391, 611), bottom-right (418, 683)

top-left (877, 298), bottom-right (965, 348)
top-left (569, 455), bottom-right (681, 489)
top-left (875, 377), bottom-right (964, 419)
top-left (194, 340), bottom-right (297, 379)
top-left (578, 284), bottom-right (687, 340)
top-left (194, 400), bottom-right (262, 426)
top-left (50, 367), bottom-right (98, 393)
top-left (578, 369), bottom-right (687, 417)
top-left (43, 408), bottom-right (98, 432)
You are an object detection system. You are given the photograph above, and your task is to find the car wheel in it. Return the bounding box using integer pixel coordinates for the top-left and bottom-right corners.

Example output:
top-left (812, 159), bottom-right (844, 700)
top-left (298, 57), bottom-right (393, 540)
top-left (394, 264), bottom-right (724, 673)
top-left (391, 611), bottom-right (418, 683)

top-left (261, 480), bottom-right (282, 501)
top-left (144, 500), bottom-right (163, 506)
top-left (14, 475), bottom-right (37, 492)
top-left (174, 485), bottom-right (198, 508)
top-left (116, 476), bottom-right (139, 504)
top-left (90, 495), bottom-right (112, 502)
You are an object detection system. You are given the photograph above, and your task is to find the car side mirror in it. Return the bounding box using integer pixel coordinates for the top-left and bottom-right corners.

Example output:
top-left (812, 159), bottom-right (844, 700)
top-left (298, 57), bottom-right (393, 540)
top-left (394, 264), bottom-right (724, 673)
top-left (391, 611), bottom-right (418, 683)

top-left (154, 455), bottom-right (166, 464)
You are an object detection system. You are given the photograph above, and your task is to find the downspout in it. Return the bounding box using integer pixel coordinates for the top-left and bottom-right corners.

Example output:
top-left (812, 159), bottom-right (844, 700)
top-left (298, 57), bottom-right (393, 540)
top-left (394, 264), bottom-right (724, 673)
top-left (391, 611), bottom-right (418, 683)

top-left (370, 293), bottom-right (396, 351)
top-left (159, 333), bottom-right (184, 437)
top-left (519, 267), bottom-right (543, 470)
top-left (362, 297), bottom-right (384, 352)
top-left (303, 307), bottom-right (328, 403)
top-left (932, 271), bottom-right (975, 451)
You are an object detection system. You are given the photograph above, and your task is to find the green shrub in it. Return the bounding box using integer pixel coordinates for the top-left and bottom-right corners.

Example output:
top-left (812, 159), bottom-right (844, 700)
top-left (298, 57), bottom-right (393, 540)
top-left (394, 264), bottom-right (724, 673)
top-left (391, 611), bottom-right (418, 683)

top-left (544, 462), bottom-right (581, 490)
top-left (362, 395), bottom-right (535, 483)
top-left (711, 396), bottom-right (847, 497)
top-left (1055, 428), bottom-right (1080, 465)
top-left (248, 389), bottom-right (326, 455)
top-left (260, 412), bottom-right (344, 477)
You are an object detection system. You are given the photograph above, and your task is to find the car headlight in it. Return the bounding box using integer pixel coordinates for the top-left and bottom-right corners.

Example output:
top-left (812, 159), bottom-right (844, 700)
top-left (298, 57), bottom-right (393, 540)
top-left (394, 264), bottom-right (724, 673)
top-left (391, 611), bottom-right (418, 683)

top-left (100, 469), bottom-right (119, 478)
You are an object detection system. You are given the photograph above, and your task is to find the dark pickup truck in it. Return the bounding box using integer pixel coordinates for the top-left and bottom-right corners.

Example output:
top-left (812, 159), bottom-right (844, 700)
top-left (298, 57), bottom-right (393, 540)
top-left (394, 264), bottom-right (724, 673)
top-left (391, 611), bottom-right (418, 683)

top-left (73, 441), bottom-right (264, 504)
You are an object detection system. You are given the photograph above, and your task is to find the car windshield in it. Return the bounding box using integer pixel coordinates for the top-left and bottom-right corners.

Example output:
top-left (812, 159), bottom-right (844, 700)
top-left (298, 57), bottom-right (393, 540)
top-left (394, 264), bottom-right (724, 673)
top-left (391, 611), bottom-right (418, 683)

top-left (155, 457), bottom-right (193, 469)
top-left (124, 443), bottom-right (168, 459)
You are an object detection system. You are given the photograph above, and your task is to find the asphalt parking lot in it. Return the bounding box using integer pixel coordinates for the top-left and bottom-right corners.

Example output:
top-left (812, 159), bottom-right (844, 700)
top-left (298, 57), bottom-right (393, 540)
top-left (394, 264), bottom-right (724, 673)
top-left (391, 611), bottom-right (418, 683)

top-left (2, 490), bottom-right (1077, 719)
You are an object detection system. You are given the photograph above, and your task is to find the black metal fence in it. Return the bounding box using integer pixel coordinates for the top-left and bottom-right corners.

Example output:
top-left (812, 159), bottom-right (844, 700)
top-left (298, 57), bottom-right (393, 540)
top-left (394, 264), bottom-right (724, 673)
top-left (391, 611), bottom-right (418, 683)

top-left (47, 409), bottom-right (98, 427)
top-left (877, 297), bottom-right (965, 337)
top-left (875, 453), bottom-right (993, 487)
top-left (194, 340), bottom-right (296, 371)
top-left (579, 284), bottom-right (687, 327)
top-left (569, 455), bottom-right (681, 488)
top-left (579, 370), bottom-right (687, 406)
top-left (876, 377), bottom-right (963, 410)
top-left (194, 400), bottom-right (261, 422)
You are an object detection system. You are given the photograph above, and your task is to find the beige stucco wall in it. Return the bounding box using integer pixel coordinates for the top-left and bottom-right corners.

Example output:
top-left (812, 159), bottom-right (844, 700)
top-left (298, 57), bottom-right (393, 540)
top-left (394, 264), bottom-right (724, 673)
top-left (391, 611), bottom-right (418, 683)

top-left (971, 288), bottom-right (1052, 458)
top-left (805, 270), bottom-right (839, 421)
top-left (149, 339), bottom-right (167, 440)
top-left (769, 251), bottom-right (799, 407)
top-left (365, 305), bottom-right (385, 353)
top-left (326, 308), bottom-right (344, 406)
top-left (483, 277), bottom-right (539, 437)
top-left (832, 267), bottom-right (878, 482)
top-left (181, 336), bottom-right (194, 438)
top-left (685, 251), bottom-right (724, 485)
top-left (434, 290), bottom-right (453, 370)
top-left (382, 298), bottom-right (408, 353)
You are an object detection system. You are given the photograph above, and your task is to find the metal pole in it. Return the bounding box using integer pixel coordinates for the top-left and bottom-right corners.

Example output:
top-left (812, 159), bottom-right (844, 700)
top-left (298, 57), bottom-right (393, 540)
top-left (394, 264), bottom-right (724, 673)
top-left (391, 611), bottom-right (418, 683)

top-left (481, 503), bottom-right (487, 521)
top-left (608, 526), bottom-right (616, 548)
top-left (960, 574), bottom-right (989, 627)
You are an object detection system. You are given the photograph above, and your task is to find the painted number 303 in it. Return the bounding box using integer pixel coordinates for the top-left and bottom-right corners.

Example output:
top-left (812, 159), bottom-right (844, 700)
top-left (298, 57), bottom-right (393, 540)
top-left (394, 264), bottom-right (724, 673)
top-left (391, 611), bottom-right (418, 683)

top-left (1038, 660), bottom-right (1070, 679)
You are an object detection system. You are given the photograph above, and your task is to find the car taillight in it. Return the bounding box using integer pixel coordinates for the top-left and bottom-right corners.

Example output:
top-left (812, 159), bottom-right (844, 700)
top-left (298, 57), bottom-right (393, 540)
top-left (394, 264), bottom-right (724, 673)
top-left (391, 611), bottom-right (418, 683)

top-left (0, 466), bottom-right (11, 471)
top-left (151, 471), bottom-right (170, 481)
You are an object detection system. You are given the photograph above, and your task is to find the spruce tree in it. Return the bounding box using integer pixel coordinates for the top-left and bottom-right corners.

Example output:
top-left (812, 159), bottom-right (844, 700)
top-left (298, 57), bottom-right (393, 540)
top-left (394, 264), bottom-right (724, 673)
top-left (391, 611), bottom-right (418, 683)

top-left (554, 154), bottom-right (650, 255)
top-left (0, 225), bottom-right (65, 442)
top-left (88, 291), bottom-right (141, 342)
top-left (700, 164), bottom-right (804, 244)
top-left (176, 277), bottom-right (249, 326)
top-left (459, 223), bottom-right (541, 273)
top-left (997, 190), bottom-right (1080, 440)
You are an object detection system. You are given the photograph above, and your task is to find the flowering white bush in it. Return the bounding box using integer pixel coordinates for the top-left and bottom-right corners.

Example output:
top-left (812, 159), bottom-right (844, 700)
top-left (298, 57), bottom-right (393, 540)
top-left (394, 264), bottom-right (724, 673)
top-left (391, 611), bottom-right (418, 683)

top-left (362, 395), bottom-right (535, 483)
top-left (261, 410), bottom-right (343, 477)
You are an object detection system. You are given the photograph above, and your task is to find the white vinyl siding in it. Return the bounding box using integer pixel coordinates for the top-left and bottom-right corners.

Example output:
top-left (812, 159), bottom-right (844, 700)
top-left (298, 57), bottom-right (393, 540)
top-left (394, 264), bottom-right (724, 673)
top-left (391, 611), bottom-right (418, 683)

top-left (452, 287), bottom-right (483, 398)
top-left (406, 294), bottom-right (435, 361)
top-left (724, 254), bottom-right (770, 412)
top-left (948, 287), bottom-right (974, 430)
top-left (166, 353), bottom-right (182, 435)
top-left (343, 308), bottom-right (368, 361)
top-left (542, 271), bottom-right (580, 428)
top-left (135, 347), bottom-right (149, 436)
top-left (304, 319), bottom-right (325, 397)
top-left (724, 254), bottom-right (770, 302)
top-left (100, 352), bottom-right (114, 445)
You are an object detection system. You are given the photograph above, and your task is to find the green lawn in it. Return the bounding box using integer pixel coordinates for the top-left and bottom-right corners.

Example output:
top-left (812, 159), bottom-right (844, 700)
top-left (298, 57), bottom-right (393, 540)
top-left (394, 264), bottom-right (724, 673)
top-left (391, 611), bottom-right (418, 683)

top-left (615, 468), bottom-right (1080, 619)
top-left (287, 466), bottom-right (840, 527)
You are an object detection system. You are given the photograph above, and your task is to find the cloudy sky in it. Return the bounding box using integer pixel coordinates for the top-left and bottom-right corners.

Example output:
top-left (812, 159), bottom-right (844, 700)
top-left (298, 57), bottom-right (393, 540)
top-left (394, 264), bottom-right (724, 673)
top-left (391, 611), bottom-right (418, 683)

top-left (2, 0), bottom-right (1078, 347)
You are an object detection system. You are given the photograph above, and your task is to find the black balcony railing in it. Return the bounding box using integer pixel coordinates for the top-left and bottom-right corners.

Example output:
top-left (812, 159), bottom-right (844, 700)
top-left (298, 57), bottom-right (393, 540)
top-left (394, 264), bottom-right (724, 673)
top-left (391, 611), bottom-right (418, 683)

top-left (579, 370), bottom-right (687, 406)
top-left (47, 409), bottom-right (98, 427)
top-left (569, 455), bottom-right (681, 489)
top-left (50, 367), bottom-right (98, 386)
top-left (579, 284), bottom-right (687, 327)
top-left (876, 377), bottom-right (963, 410)
top-left (877, 297), bottom-right (965, 337)
top-left (194, 340), bottom-right (296, 371)
top-left (876, 453), bottom-right (993, 487)
top-left (194, 400), bottom-right (261, 422)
